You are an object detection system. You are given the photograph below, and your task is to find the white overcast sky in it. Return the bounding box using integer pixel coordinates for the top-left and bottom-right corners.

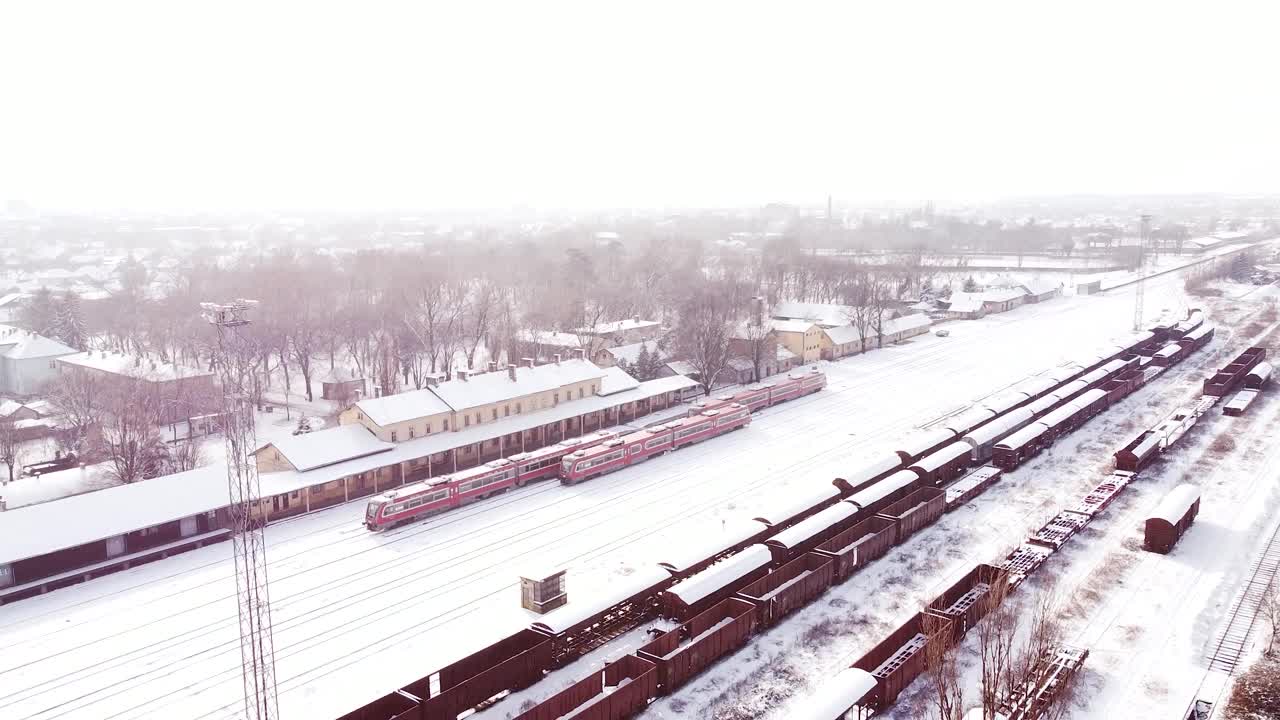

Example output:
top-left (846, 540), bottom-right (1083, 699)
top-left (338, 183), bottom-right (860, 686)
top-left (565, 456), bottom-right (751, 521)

top-left (2, 1), bottom-right (1277, 212)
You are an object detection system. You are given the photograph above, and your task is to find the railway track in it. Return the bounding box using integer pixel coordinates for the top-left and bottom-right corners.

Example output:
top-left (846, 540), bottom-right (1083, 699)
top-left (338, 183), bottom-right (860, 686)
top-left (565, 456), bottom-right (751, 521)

top-left (1204, 520), bottom-right (1280, 675)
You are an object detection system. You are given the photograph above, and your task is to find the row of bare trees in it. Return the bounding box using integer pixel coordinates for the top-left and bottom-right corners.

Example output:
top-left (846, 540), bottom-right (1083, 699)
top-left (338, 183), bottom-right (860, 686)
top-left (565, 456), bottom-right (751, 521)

top-left (925, 582), bottom-right (1076, 720)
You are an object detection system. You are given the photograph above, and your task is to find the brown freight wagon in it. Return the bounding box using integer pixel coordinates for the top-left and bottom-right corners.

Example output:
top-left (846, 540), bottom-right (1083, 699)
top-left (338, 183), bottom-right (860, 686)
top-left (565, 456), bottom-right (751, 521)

top-left (340, 628), bottom-right (555, 720)
top-left (636, 597), bottom-right (757, 694)
top-left (924, 563), bottom-right (1008, 645)
top-left (908, 442), bottom-right (971, 486)
top-left (875, 487), bottom-right (946, 545)
top-left (513, 654), bottom-right (657, 720)
top-left (815, 515), bottom-right (897, 581)
top-left (1144, 484), bottom-right (1201, 554)
top-left (734, 552), bottom-right (834, 628)
top-left (991, 423), bottom-right (1048, 470)
top-left (661, 546), bottom-right (772, 622)
top-left (1115, 430), bottom-right (1161, 473)
top-left (852, 612), bottom-right (944, 708)
top-left (894, 428), bottom-right (959, 465)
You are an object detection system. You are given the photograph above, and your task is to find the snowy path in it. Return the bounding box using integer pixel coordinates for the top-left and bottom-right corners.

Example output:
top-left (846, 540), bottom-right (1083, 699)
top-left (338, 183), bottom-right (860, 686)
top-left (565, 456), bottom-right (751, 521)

top-left (0, 274), bottom-right (1192, 720)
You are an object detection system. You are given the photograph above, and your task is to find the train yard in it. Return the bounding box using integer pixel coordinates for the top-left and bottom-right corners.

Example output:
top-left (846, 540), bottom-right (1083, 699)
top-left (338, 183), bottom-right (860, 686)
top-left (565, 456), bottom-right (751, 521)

top-left (1, 270), bottom-right (1274, 720)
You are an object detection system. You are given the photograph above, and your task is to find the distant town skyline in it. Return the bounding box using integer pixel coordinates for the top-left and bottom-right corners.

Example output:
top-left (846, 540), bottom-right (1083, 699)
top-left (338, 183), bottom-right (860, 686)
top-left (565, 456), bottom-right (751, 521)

top-left (3, 1), bottom-right (1278, 212)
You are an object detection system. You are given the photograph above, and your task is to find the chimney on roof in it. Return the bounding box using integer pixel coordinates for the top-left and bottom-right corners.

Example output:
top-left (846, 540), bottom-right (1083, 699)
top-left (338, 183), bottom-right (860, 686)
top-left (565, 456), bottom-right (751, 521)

top-left (508, 363), bottom-right (517, 381)
top-left (488, 361), bottom-right (498, 373)
top-left (522, 357), bottom-right (535, 368)
top-left (424, 373), bottom-right (441, 387)
top-left (456, 369), bottom-right (469, 382)
top-left (572, 348), bottom-right (585, 360)
top-left (553, 353), bottom-right (561, 364)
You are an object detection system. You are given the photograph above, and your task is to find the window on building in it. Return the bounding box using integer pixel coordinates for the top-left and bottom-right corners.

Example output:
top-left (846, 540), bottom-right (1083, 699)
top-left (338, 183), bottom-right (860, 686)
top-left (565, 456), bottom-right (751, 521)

top-left (408, 427), bottom-right (415, 438)
top-left (516, 402), bottom-right (522, 414)
top-left (391, 431), bottom-right (398, 441)
top-left (504, 405), bottom-right (510, 416)
top-left (444, 419), bottom-right (450, 430)
top-left (465, 415), bottom-right (471, 427)
top-left (578, 388), bottom-right (583, 399)
top-left (49, 360), bottom-right (57, 369)
top-left (492, 408), bottom-right (498, 420)
top-left (358, 413), bottom-right (364, 420)
top-left (553, 392), bottom-right (559, 405)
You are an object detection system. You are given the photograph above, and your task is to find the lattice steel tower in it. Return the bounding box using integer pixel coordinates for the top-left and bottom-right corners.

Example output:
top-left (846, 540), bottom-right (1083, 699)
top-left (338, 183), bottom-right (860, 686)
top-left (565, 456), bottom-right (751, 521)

top-left (1133, 214), bottom-right (1153, 331)
top-left (202, 299), bottom-right (279, 720)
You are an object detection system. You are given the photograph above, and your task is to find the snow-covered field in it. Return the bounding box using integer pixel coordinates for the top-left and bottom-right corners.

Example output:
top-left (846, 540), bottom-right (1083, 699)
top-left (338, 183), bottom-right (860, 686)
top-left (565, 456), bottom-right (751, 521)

top-left (0, 269), bottom-right (1245, 720)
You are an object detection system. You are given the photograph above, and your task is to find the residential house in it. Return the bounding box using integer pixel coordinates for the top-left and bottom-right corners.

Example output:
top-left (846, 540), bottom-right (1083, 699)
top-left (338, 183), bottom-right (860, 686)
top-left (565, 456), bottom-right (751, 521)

top-left (818, 314), bottom-right (932, 360)
top-left (576, 318), bottom-right (663, 346)
top-left (600, 340), bottom-right (672, 372)
top-left (1019, 280), bottom-right (1063, 303)
top-left (515, 330), bottom-right (585, 364)
top-left (770, 319), bottom-right (824, 364)
top-left (319, 367), bottom-right (366, 402)
top-left (0, 326), bottom-right (78, 395)
top-left (0, 294), bottom-right (28, 324)
top-left (943, 293), bottom-right (986, 320)
top-left (55, 350), bottom-right (217, 424)
top-left (255, 425), bottom-right (395, 473)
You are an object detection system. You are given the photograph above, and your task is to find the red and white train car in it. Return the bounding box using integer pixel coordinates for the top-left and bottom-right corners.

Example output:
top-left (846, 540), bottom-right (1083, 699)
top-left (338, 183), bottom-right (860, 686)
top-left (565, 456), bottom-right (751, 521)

top-left (685, 369), bottom-right (826, 418)
top-left (561, 404), bottom-right (751, 485)
top-left (365, 430), bottom-right (620, 530)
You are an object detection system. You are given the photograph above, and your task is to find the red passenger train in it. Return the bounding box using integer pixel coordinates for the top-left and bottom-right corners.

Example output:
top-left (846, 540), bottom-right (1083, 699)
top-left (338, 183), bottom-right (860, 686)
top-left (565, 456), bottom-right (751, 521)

top-left (560, 404), bottom-right (751, 484)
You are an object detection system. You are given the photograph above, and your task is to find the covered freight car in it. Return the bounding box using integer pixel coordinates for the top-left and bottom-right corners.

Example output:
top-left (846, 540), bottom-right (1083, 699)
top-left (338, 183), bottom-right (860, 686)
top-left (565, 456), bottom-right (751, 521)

top-left (847, 470), bottom-right (919, 515)
top-left (657, 519), bottom-right (772, 578)
top-left (837, 453), bottom-right (904, 495)
top-left (789, 667), bottom-right (877, 720)
top-left (661, 545), bottom-right (772, 621)
top-left (765, 501), bottom-right (858, 565)
top-left (894, 428), bottom-right (958, 465)
top-left (1246, 361), bottom-right (1273, 390)
top-left (992, 423), bottom-right (1049, 470)
top-left (909, 442), bottom-right (971, 486)
top-left (1144, 484), bottom-right (1201, 554)
top-left (532, 565), bottom-right (672, 664)
top-left (1115, 431), bottom-right (1161, 472)
top-left (961, 408), bottom-right (1034, 463)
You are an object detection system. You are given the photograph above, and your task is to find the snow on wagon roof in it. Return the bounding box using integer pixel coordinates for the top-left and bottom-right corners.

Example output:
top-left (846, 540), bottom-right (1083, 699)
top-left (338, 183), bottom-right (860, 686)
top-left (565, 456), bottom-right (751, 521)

top-left (657, 519), bottom-right (770, 574)
top-left (940, 406), bottom-right (996, 436)
top-left (0, 464), bottom-right (230, 565)
top-left (788, 667), bottom-right (877, 719)
top-left (849, 470), bottom-right (918, 509)
top-left (963, 407), bottom-right (1033, 445)
top-left (753, 484), bottom-right (841, 527)
top-left (768, 502), bottom-right (857, 550)
top-left (666, 545), bottom-right (772, 606)
top-left (1148, 483), bottom-right (1201, 526)
top-left (839, 453), bottom-right (903, 489)
top-left (897, 428), bottom-right (957, 459)
top-left (995, 422), bottom-right (1046, 449)
top-left (911, 441), bottom-right (971, 473)
top-left (531, 564), bottom-right (671, 635)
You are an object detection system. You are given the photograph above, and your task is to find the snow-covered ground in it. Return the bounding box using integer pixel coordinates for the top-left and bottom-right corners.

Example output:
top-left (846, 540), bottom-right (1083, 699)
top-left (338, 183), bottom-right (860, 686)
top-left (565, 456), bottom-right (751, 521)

top-left (0, 269), bottom-right (1233, 720)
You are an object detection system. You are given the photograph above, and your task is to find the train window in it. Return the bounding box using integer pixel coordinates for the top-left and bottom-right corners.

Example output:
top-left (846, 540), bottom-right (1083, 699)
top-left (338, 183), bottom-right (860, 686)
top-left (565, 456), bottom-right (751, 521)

top-left (391, 431), bottom-right (398, 442)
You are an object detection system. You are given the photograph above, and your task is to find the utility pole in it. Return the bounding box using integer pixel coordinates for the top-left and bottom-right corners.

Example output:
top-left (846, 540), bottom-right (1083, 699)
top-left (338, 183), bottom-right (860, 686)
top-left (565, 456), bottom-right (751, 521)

top-left (202, 299), bottom-right (279, 720)
top-left (1133, 214), bottom-right (1152, 331)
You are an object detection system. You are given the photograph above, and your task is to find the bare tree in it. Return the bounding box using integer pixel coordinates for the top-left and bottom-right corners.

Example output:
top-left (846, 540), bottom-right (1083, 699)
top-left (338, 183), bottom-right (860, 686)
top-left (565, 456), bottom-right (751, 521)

top-left (1006, 586), bottom-right (1062, 705)
top-left (922, 612), bottom-right (964, 720)
top-left (975, 579), bottom-right (1017, 719)
top-left (100, 379), bottom-right (166, 484)
top-left (46, 369), bottom-right (103, 456)
top-left (0, 419), bottom-right (21, 484)
top-left (674, 286), bottom-right (735, 396)
top-left (164, 437), bottom-right (203, 475)
top-left (1261, 581), bottom-right (1280, 658)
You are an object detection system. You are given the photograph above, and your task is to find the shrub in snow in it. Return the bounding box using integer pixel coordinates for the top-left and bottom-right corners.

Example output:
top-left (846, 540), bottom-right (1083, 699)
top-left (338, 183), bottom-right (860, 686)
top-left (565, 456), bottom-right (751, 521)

top-left (1226, 656), bottom-right (1280, 719)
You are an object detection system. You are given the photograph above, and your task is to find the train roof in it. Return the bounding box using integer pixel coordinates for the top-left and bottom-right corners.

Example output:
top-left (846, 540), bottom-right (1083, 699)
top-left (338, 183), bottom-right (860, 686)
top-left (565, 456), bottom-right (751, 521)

top-left (963, 408), bottom-right (1034, 446)
top-left (1045, 363), bottom-right (1084, 384)
top-left (839, 453), bottom-right (904, 489)
top-left (1183, 324), bottom-right (1214, 342)
top-left (981, 391), bottom-right (1028, 415)
top-left (941, 406), bottom-right (997, 436)
top-left (848, 470), bottom-right (918, 509)
top-left (507, 429), bottom-right (619, 462)
top-left (897, 427), bottom-right (958, 460)
top-left (1026, 394), bottom-right (1061, 416)
top-left (1037, 402), bottom-right (1081, 429)
top-left (753, 484), bottom-right (842, 527)
top-left (995, 422), bottom-right (1046, 450)
top-left (1010, 375), bottom-right (1058, 399)
top-left (531, 564), bottom-right (671, 635)
top-left (1148, 483), bottom-right (1201, 526)
top-left (1248, 362), bottom-right (1272, 381)
top-left (786, 667), bottom-right (877, 719)
top-left (911, 442), bottom-right (971, 473)
top-left (1155, 343), bottom-right (1181, 358)
top-left (767, 502), bottom-right (858, 550)
top-left (657, 519), bottom-right (771, 574)
top-left (1076, 388), bottom-right (1107, 405)
top-left (665, 545), bottom-right (772, 606)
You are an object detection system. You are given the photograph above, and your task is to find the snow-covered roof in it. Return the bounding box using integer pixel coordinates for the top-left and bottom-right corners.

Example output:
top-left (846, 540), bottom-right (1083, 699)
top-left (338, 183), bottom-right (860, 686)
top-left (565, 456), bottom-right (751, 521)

top-left (823, 324), bottom-right (862, 346)
top-left (353, 387), bottom-right (453, 426)
top-left (605, 340), bottom-right (668, 366)
top-left (1010, 376), bottom-right (1057, 399)
top-left (1148, 483), bottom-right (1200, 526)
top-left (578, 318), bottom-right (660, 336)
top-left (981, 391), bottom-right (1028, 415)
top-left (666, 545), bottom-right (772, 606)
top-left (945, 295), bottom-right (985, 314)
top-left (752, 484), bottom-right (841, 527)
top-left (963, 408), bottom-right (1034, 446)
top-left (598, 366), bottom-right (640, 396)
top-left (0, 326), bottom-right (77, 360)
top-left (772, 301), bottom-right (856, 328)
top-left (666, 360), bottom-right (698, 377)
top-left (319, 366), bottom-right (363, 384)
top-left (1155, 343), bottom-right (1181, 359)
top-left (776, 344), bottom-right (798, 361)
top-left (657, 519), bottom-right (770, 574)
top-left (788, 667), bottom-right (877, 719)
top-left (432, 358), bottom-right (606, 412)
top-left (0, 292), bottom-right (28, 308)
top-left (0, 464), bottom-right (230, 565)
top-left (1019, 279), bottom-right (1063, 297)
top-left (897, 428), bottom-right (957, 459)
top-left (262, 425), bottom-right (394, 472)
top-left (840, 453), bottom-right (903, 489)
top-left (771, 318), bottom-right (819, 334)
top-left (995, 422), bottom-right (1046, 449)
top-left (1183, 324), bottom-right (1214, 342)
top-left (55, 350), bottom-right (212, 379)
top-left (883, 313), bottom-right (931, 334)
top-left (1038, 403), bottom-right (1080, 429)
top-left (1248, 362), bottom-right (1273, 383)
top-left (1076, 388), bottom-right (1107, 406)
top-left (768, 502), bottom-right (857, 550)
top-left (911, 442), bottom-right (971, 473)
top-left (530, 565), bottom-right (671, 635)
top-left (848, 470), bottom-right (918, 509)
top-left (517, 329), bottom-right (583, 348)
top-left (941, 407), bottom-right (997, 436)
top-left (983, 286), bottom-right (1029, 303)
